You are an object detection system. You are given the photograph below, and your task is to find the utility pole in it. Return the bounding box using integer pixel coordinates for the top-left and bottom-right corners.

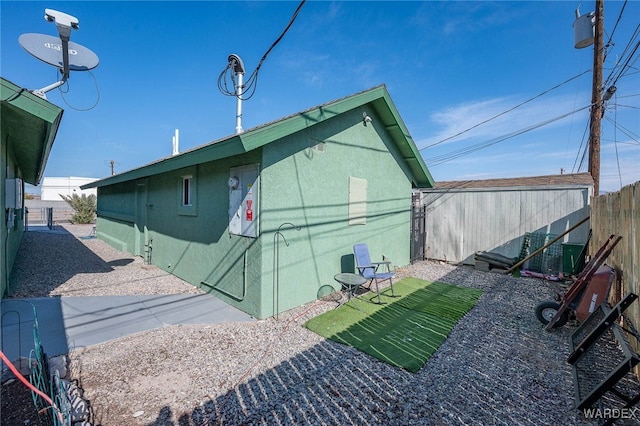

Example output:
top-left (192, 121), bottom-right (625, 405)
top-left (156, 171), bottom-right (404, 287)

top-left (588, 0), bottom-right (604, 196)
top-left (108, 160), bottom-right (116, 176)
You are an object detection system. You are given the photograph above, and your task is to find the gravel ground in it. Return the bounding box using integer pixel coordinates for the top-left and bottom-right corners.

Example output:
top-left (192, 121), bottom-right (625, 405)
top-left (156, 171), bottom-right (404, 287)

top-left (8, 224), bottom-right (204, 298)
top-left (3, 224), bottom-right (640, 425)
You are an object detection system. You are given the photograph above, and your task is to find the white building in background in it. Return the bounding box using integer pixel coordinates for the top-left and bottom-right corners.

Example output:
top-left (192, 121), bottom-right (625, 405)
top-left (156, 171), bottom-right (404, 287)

top-left (41, 177), bottom-right (99, 201)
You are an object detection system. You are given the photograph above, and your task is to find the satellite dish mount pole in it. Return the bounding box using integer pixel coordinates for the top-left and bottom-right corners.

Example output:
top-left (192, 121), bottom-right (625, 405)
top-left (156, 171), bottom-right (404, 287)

top-left (229, 54), bottom-right (245, 134)
top-left (35, 9), bottom-right (79, 98)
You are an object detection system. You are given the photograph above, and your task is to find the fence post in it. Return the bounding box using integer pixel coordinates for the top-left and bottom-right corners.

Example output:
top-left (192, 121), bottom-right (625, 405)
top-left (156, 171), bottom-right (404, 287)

top-left (47, 207), bottom-right (53, 230)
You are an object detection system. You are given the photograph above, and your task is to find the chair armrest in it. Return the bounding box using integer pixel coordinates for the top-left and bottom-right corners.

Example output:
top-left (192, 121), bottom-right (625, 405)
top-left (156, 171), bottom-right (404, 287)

top-left (371, 261), bottom-right (390, 272)
top-left (356, 264), bottom-right (380, 274)
top-left (356, 264), bottom-right (377, 270)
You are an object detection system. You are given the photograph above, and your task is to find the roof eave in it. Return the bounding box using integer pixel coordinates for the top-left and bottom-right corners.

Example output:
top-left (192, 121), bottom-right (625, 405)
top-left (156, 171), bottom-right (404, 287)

top-left (369, 90), bottom-right (434, 188)
top-left (1, 78), bottom-right (64, 185)
top-left (82, 135), bottom-right (245, 189)
top-left (84, 85), bottom-right (434, 190)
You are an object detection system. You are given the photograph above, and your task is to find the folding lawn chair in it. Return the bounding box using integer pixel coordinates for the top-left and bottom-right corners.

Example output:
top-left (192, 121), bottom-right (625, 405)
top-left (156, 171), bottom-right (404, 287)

top-left (353, 243), bottom-right (398, 304)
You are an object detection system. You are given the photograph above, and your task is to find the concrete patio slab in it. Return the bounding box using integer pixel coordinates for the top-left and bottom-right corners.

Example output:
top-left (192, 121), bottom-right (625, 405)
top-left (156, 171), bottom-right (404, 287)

top-left (1, 294), bottom-right (254, 362)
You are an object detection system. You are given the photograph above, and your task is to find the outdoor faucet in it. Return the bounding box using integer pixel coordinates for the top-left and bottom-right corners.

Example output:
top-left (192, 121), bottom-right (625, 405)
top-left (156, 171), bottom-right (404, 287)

top-left (273, 222), bottom-right (301, 320)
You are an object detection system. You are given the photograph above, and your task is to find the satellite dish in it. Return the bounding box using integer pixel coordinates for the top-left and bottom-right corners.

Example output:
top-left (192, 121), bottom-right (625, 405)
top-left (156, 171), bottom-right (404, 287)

top-left (19, 33), bottom-right (99, 71)
top-left (18, 9), bottom-right (100, 99)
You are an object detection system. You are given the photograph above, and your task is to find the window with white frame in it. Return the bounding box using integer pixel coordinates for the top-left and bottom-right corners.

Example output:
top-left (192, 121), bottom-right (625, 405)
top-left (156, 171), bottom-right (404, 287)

top-left (182, 175), bottom-right (193, 206)
top-left (177, 168), bottom-right (198, 216)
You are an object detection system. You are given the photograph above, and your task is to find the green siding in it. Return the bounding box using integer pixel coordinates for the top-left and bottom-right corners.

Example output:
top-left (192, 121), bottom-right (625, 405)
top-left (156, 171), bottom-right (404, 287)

top-left (97, 109), bottom-right (412, 318)
top-left (260, 108), bottom-right (412, 315)
top-left (96, 181), bottom-right (138, 252)
top-left (1, 78), bottom-right (63, 185)
top-left (91, 87), bottom-right (426, 318)
top-left (96, 150), bottom-right (266, 316)
top-left (1, 78), bottom-right (63, 298)
top-left (1, 147), bottom-right (25, 297)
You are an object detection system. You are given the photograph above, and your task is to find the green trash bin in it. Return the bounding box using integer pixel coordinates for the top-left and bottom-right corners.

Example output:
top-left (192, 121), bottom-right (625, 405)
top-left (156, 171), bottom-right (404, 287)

top-left (562, 243), bottom-right (586, 276)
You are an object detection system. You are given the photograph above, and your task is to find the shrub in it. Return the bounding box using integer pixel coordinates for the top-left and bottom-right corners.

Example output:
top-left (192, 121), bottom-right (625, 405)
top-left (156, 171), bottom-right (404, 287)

top-left (60, 193), bottom-right (97, 224)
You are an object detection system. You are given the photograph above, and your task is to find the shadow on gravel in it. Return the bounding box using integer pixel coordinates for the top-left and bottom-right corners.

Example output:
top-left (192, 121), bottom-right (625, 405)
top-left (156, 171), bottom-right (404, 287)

top-left (146, 339), bottom-right (411, 426)
top-left (7, 226), bottom-right (126, 297)
top-left (137, 266), bottom-right (625, 426)
top-left (107, 258), bottom-right (135, 268)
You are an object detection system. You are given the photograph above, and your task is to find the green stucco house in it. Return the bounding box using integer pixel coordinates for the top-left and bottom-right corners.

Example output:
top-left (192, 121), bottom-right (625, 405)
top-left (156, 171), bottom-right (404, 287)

top-left (1, 77), bottom-right (64, 298)
top-left (83, 85), bottom-right (434, 318)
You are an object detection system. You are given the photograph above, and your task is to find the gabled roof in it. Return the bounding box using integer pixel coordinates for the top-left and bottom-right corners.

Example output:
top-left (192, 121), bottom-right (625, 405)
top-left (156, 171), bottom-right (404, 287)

top-left (431, 173), bottom-right (594, 190)
top-left (83, 85), bottom-right (434, 189)
top-left (1, 77), bottom-right (64, 185)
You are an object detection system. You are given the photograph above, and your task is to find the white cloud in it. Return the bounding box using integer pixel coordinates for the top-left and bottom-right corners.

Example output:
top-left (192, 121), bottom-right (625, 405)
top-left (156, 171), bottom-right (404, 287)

top-left (417, 92), bottom-right (591, 151)
top-left (277, 50), bottom-right (332, 88)
top-left (429, 2), bottom-right (520, 37)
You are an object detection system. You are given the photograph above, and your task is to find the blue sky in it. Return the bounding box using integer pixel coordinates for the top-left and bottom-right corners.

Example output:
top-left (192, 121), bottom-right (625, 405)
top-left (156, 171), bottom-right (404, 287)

top-left (2, 1), bottom-right (639, 193)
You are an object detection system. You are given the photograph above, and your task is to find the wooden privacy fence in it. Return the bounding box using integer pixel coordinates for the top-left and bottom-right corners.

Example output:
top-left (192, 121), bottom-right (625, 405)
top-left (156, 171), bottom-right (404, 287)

top-left (590, 181), bottom-right (639, 353)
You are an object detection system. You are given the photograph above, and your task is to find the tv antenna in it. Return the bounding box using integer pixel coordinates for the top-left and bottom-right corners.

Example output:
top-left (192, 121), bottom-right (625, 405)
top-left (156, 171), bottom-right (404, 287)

top-left (18, 9), bottom-right (99, 99)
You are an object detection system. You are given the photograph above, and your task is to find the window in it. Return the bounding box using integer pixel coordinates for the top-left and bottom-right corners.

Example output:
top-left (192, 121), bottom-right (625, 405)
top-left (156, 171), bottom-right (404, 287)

top-left (178, 170), bottom-right (197, 216)
top-left (182, 175), bottom-right (192, 206)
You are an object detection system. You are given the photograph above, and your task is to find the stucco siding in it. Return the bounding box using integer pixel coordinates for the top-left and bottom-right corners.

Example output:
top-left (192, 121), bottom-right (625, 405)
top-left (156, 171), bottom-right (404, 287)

top-left (1, 147), bottom-right (25, 297)
top-left (144, 154), bottom-right (264, 317)
top-left (2, 78), bottom-right (63, 298)
top-left (97, 182), bottom-right (137, 222)
top-left (90, 87), bottom-right (427, 318)
top-left (260, 108), bottom-right (412, 315)
top-left (95, 150), bottom-right (266, 316)
top-left (96, 181), bottom-right (138, 252)
top-left (96, 217), bottom-right (133, 252)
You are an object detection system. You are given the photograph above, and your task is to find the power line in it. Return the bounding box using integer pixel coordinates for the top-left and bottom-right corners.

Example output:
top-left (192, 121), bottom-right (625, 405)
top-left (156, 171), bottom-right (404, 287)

top-left (603, 0), bottom-right (628, 62)
top-left (421, 3), bottom-right (639, 176)
top-left (572, 121), bottom-right (591, 173)
top-left (217, 0), bottom-right (306, 101)
top-left (577, 139), bottom-right (589, 174)
top-left (603, 6), bottom-right (639, 80)
top-left (603, 115), bottom-right (640, 144)
top-left (615, 103), bottom-right (639, 110)
top-left (598, 3), bottom-right (640, 188)
top-left (605, 38), bottom-right (640, 89)
top-left (618, 93), bottom-right (640, 98)
top-left (419, 70), bottom-right (591, 151)
top-left (603, 15), bottom-right (640, 89)
top-left (612, 102), bottom-right (624, 189)
top-left (425, 105), bottom-right (592, 166)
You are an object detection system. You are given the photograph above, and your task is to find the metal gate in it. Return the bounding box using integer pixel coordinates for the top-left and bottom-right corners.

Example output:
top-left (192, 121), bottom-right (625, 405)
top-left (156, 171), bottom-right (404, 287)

top-left (410, 204), bottom-right (427, 263)
top-left (25, 207), bottom-right (53, 230)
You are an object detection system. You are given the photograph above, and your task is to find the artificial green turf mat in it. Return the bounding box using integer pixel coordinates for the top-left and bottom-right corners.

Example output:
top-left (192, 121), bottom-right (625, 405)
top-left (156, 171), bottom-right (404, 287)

top-left (304, 278), bottom-right (482, 372)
